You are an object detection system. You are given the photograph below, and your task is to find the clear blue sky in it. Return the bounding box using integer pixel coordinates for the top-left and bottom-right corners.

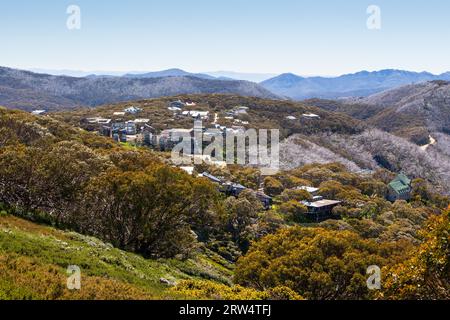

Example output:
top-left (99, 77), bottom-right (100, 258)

top-left (1, 0), bottom-right (449, 76)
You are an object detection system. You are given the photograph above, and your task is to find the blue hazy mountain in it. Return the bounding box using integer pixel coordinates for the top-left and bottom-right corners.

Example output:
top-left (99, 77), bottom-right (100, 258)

top-left (261, 69), bottom-right (450, 100)
top-left (123, 68), bottom-right (215, 80)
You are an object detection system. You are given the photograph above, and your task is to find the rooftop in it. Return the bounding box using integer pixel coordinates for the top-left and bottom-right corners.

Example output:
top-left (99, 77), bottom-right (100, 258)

top-left (134, 118), bottom-right (150, 123)
top-left (200, 172), bottom-right (223, 184)
top-left (297, 186), bottom-right (320, 193)
top-left (302, 113), bottom-right (320, 119)
top-left (302, 199), bottom-right (341, 208)
top-left (389, 173), bottom-right (412, 193)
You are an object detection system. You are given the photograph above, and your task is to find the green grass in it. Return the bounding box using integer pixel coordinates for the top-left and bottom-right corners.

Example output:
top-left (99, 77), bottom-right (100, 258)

top-left (0, 215), bottom-right (233, 300)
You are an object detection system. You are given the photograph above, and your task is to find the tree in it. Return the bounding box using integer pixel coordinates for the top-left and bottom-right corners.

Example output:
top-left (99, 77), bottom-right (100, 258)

top-left (278, 200), bottom-right (308, 223)
top-left (0, 145), bottom-right (43, 212)
top-left (263, 177), bottom-right (284, 196)
top-left (359, 180), bottom-right (388, 197)
top-left (223, 195), bottom-right (260, 252)
top-left (37, 141), bottom-right (108, 222)
top-left (278, 189), bottom-right (312, 202)
top-left (381, 210), bottom-right (449, 299)
top-left (77, 165), bottom-right (218, 258)
top-left (186, 177), bottom-right (224, 242)
top-left (235, 226), bottom-right (395, 300)
top-left (318, 180), bottom-right (345, 199)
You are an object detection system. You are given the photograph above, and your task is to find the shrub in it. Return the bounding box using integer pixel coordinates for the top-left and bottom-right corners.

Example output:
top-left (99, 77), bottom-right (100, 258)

top-left (171, 280), bottom-right (303, 300)
top-left (235, 226), bottom-right (397, 300)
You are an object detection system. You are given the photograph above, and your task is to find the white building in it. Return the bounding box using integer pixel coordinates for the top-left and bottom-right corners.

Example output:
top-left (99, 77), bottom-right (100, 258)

top-left (181, 110), bottom-right (210, 120)
top-left (302, 113), bottom-right (320, 119)
top-left (168, 106), bottom-right (182, 112)
top-left (134, 118), bottom-right (150, 124)
top-left (124, 106), bottom-right (142, 114)
top-left (31, 110), bottom-right (46, 116)
top-left (86, 117), bottom-right (112, 125)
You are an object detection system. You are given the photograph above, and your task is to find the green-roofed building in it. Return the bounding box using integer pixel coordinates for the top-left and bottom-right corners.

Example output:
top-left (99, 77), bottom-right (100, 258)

top-left (387, 173), bottom-right (412, 202)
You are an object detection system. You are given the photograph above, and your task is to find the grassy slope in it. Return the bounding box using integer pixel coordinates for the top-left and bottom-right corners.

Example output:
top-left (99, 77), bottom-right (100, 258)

top-left (0, 213), bottom-right (233, 300)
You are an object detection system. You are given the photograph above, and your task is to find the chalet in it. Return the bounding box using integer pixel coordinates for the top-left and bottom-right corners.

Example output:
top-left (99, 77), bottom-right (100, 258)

top-left (181, 110), bottom-right (210, 120)
top-left (234, 106), bottom-right (249, 115)
top-left (113, 112), bottom-right (126, 116)
top-left (201, 172), bottom-right (272, 210)
top-left (301, 199), bottom-right (342, 222)
top-left (31, 110), bottom-right (46, 116)
top-left (169, 100), bottom-right (186, 109)
top-left (223, 182), bottom-right (247, 197)
top-left (302, 113), bottom-right (320, 119)
top-left (82, 117), bottom-right (112, 132)
top-left (86, 117), bottom-right (112, 125)
top-left (124, 106), bottom-right (142, 114)
top-left (286, 116), bottom-right (297, 120)
top-left (192, 111), bottom-right (210, 120)
top-left (168, 106), bottom-right (182, 112)
top-left (201, 172), bottom-right (223, 184)
top-left (387, 173), bottom-right (412, 202)
top-left (134, 118), bottom-right (150, 124)
top-left (233, 119), bottom-right (249, 125)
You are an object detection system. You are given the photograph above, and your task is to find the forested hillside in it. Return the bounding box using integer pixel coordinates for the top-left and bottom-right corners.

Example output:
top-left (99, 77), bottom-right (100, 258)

top-left (55, 94), bottom-right (450, 193)
top-left (309, 81), bottom-right (450, 146)
top-left (0, 105), bottom-right (448, 300)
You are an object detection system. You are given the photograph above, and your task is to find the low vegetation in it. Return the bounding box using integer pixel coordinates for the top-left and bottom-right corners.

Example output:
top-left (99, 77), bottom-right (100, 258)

top-left (0, 101), bottom-right (448, 300)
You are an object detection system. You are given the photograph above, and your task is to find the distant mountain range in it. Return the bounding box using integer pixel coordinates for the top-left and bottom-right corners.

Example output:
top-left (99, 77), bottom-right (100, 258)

top-left (123, 68), bottom-right (216, 80)
top-left (204, 71), bottom-right (277, 82)
top-left (29, 68), bottom-right (276, 82)
top-left (4, 66), bottom-right (450, 112)
top-left (261, 69), bottom-right (450, 100)
top-left (0, 66), bottom-right (279, 111)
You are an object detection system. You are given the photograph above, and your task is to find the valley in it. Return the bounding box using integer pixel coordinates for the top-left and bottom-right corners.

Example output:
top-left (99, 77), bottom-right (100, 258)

top-left (0, 72), bottom-right (449, 302)
top-left (1, 0), bottom-right (449, 306)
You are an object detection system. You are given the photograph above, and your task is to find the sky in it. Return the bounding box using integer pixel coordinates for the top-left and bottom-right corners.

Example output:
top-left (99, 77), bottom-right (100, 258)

top-left (1, 0), bottom-right (450, 76)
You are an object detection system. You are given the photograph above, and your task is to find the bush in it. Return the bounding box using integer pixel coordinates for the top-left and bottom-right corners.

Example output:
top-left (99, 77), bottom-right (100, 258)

top-left (278, 200), bottom-right (309, 223)
top-left (171, 280), bottom-right (303, 300)
top-left (234, 226), bottom-right (399, 300)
